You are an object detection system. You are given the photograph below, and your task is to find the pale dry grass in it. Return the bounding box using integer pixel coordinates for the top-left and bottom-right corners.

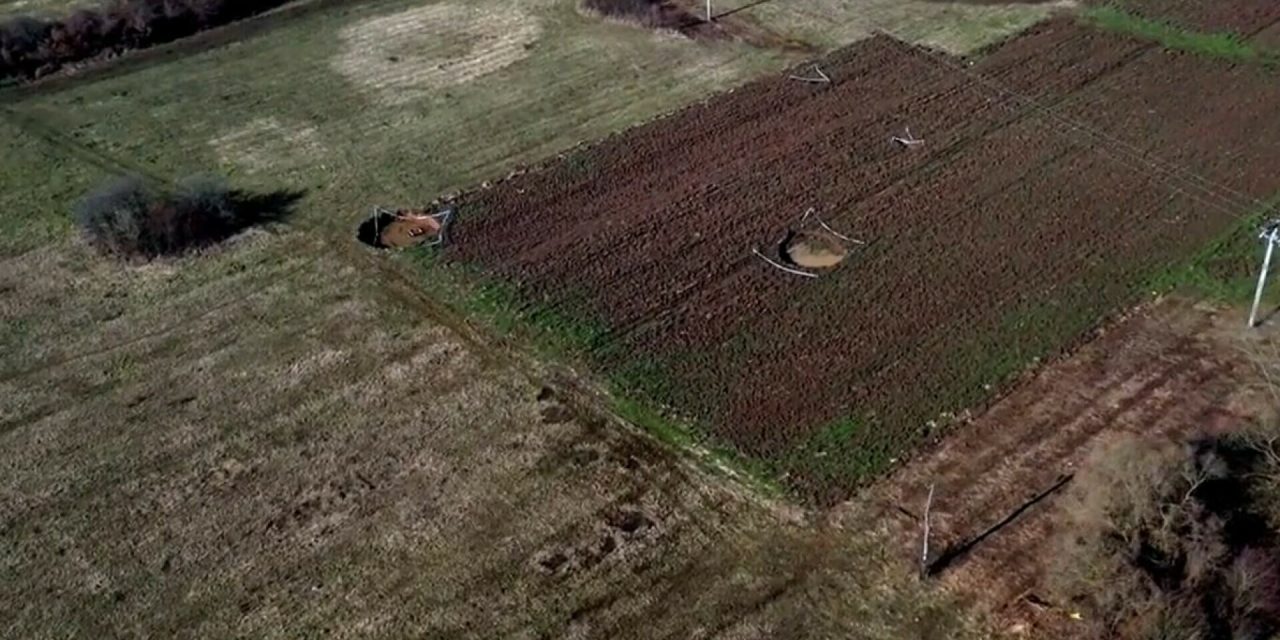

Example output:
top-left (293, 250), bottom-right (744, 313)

top-left (332, 3), bottom-right (546, 106)
top-left (0, 0), bottom-right (1030, 635)
top-left (0, 232), bottom-right (988, 638)
top-left (209, 117), bottom-right (325, 175)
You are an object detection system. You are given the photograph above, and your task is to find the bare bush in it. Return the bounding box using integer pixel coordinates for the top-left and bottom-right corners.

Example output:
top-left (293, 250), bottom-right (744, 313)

top-left (74, 174), bottom-right (298, 258)
top-left (1051, 430), bottom-right (1280, 639)
top-left (0, 0), bottom-right (292, 81)
top-left (580, 0), bottom-right (696, 31)
top-left (583, 0), bottom-right (662, 25)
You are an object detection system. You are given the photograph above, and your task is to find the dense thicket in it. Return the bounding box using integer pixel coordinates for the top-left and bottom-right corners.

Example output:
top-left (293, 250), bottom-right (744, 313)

top-left (581, 0), bottom-right (679, 28)
top-left (1053, 428), bottom-right (1280, 639)
top-left (0, 0), bottom-right (290, 81)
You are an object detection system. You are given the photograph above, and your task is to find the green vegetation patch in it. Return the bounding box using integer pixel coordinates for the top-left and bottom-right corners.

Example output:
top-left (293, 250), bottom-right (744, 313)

top-left (1084, 5), bottom-right (1280, 67)
top-left (1148, 195), bottom-right (1280, 303)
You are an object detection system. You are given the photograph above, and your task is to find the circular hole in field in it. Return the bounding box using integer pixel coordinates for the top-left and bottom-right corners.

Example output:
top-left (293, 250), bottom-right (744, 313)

top-left (356, 211), bottom-right (443, 249)
top-left (781, 231), bottom-right (848, 269)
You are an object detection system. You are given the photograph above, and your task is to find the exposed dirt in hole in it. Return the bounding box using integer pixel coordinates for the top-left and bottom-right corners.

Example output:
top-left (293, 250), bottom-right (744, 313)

top-left (846, 297), bottom-right (1280, 637)
top-left (356, 210), bottom-right (448, 249)
top-left (781, 231), bottom-right (848, 269)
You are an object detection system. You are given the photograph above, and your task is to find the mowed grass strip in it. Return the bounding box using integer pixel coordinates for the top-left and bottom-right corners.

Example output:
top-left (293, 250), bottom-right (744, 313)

top-left (1084, 5), bottom-right (1280, 66)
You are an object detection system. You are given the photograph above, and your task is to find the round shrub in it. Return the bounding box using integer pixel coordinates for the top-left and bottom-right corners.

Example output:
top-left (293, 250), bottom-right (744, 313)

top-left (74, 174), bottom-right (249, 258)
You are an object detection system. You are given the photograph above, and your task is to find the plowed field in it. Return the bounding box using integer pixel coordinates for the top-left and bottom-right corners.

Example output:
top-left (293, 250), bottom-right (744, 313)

top-left (448, 16), bottom-right (1280, 502)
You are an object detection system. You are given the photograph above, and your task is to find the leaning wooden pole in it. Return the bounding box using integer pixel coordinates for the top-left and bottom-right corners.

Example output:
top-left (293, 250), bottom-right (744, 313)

top-left (920, 483), bottom-right (935, 578)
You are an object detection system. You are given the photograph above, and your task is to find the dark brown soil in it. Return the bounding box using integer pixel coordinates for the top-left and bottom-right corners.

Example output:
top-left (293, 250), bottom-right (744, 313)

top-left (447, 17), bottom-right (1280, 502)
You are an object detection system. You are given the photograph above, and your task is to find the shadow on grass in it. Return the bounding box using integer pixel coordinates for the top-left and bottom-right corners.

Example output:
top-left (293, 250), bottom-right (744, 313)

top-left (228, 188), bottom-right (305, 228)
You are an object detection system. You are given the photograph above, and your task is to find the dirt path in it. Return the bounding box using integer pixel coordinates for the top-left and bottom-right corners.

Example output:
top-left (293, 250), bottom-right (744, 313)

top-left (845, 297), bottom-right (1280, 634)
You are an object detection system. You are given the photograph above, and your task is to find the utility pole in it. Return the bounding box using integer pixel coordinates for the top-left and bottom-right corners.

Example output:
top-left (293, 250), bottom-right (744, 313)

top-left (706, 0), bottom-right (712, 22)
top-left (1249, 219), bottom-right (1280, 328)
top-left (920, 483), bottom-right (935, 578)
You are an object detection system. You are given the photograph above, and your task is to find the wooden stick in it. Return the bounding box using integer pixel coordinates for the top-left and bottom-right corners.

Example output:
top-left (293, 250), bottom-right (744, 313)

top-left (788, 64), bottom-right (831, 84)
top-left (752, 248), bottom-right (818, 279)
top-left (921, 483), bottom-right (935, 578)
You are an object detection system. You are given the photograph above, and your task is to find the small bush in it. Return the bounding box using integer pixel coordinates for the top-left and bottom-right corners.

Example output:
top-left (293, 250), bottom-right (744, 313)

top-left (74, 174), bottom-right (295, 258)
top-left (581, 0), bottom-right (682, 29)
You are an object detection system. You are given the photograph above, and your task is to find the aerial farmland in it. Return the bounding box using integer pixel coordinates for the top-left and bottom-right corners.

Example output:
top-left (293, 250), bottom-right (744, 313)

top-left (4, 0), bottom-right (1280, 637)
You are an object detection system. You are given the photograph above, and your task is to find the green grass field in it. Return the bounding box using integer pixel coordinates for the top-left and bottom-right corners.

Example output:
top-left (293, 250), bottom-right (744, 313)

top-left (2, 0), bottom-right (788, 243)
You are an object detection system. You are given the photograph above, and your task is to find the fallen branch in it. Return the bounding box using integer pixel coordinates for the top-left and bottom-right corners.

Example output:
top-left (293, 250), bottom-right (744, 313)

top-left (920, 483), bottom-right (935, 578)
top-left (752, 248), bottom-right (818, 279)
top-left (788, 64), bottom-right (831, 84)
top-left (891, 126), bottom-right (925, 148)
top-left (800, 207), bottom-right (866, 245)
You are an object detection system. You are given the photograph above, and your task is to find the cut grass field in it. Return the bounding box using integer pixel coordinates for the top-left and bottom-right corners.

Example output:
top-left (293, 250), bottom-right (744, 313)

top-left (0, 0), bottom-right (1066, 636)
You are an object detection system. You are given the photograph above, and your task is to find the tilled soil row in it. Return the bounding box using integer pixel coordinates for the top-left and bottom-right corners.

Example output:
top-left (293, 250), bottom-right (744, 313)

top-left (448, 17), bottom-right (1280, 502)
